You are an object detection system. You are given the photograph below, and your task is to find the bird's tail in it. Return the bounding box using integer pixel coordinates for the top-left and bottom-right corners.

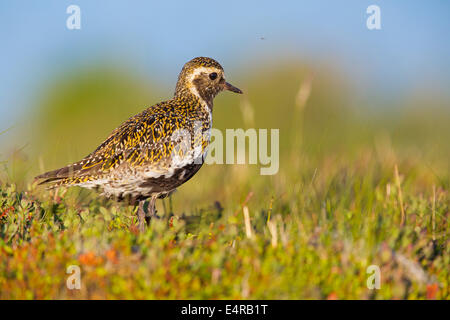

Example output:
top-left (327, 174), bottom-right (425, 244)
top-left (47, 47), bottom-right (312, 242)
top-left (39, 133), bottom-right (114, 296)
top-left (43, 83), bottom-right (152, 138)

top-left (34, 161), bottom-right (92, 188)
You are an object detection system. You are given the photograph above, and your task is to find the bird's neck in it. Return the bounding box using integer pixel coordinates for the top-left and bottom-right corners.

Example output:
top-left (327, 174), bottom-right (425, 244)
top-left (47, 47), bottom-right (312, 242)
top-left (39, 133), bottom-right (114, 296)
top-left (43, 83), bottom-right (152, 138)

top-left (175, 88), bottom-right (213, 112)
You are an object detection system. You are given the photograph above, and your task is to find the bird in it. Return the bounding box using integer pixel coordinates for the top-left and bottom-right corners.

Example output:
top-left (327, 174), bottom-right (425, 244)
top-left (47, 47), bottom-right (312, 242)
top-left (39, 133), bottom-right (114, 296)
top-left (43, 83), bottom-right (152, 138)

top-left (34, 57), bottom-right (242, 231)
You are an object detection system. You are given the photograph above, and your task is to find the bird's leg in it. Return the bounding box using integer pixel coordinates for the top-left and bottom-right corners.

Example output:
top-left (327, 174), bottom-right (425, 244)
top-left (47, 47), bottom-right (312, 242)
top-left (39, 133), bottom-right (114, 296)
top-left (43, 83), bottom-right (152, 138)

top-left (145, 195), bottom-right (159, 224)
top-left (137, 200), bottom-right (147, 232)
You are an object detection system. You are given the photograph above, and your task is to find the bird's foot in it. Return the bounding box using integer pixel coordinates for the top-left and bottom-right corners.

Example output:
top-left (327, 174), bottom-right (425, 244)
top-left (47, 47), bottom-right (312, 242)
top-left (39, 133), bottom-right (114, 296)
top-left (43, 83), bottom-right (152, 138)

top-left (138, 218), bottom-right (146, 233)
top-left (137, 201), bottom-right (147, 232)
top-left (136, 197), bottom-right (160, 231)
top-left (145, 209), bottom-right (161, 224)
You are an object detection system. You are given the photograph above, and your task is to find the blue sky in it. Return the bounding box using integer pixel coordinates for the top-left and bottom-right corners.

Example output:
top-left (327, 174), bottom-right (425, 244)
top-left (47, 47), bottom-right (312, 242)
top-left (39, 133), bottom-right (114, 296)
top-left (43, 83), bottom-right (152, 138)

top-left (1, 0), bottom-right (449, 130)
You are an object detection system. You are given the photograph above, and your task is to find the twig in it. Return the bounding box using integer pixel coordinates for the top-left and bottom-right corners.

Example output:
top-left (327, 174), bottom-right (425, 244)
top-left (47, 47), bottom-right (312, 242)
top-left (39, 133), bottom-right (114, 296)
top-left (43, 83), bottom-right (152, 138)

top-left (295, 72), bottom-right (314, 111)
top-left (243, 206), bottom-right (253, 239)
top-left (432, 185), bottom-right (436, 241)
top-left (233, 191), bottom-right (254, 216)
top-left (267, 196), bottom-right (274, 223)
top-left (267, 219), bottom-right (277, 248)
top-left (394, 164), bottom-right (405, 226)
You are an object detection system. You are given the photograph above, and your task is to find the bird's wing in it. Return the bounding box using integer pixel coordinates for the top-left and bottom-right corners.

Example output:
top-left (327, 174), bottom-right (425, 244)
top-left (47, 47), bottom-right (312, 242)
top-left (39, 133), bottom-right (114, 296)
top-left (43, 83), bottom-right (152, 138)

top-left (35, 103), bottom-right (201, 186)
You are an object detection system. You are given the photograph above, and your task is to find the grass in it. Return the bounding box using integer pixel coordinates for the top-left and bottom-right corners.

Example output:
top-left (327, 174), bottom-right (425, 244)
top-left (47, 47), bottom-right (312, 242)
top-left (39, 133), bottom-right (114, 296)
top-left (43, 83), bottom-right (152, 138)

top-left (1, 150), bottom-right (448, 299)
top-left (0, 62), bottom-right (448, 299)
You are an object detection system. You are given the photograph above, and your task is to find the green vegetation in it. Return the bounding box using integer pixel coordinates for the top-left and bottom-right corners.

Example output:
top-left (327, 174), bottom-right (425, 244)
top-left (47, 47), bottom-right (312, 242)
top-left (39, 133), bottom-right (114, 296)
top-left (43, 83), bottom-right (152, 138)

top-left (0, 60), bottom-right (448, 299)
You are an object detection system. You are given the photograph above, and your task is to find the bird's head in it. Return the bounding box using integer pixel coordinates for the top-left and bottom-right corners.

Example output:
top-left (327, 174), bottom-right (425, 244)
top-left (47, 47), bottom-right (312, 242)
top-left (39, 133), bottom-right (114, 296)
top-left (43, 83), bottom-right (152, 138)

top-left (175, 57), bottom-right (242, 106)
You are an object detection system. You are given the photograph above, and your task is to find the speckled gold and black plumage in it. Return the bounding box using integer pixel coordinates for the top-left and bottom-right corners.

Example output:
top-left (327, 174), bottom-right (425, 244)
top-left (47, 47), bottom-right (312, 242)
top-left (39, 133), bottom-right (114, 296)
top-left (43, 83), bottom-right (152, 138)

top-left (35, 57), bottom-right (242, 231)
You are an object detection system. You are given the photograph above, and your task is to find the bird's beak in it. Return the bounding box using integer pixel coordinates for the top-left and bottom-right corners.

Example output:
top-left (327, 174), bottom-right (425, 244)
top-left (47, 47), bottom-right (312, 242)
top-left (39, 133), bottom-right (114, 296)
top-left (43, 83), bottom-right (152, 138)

top-left (224, 82), bottom-right (243, 94)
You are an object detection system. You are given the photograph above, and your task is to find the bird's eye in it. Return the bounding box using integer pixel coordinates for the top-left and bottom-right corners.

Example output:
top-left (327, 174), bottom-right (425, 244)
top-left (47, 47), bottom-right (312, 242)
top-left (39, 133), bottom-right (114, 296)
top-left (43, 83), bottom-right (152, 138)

top-left (209, 72), bottom-right (218, 80)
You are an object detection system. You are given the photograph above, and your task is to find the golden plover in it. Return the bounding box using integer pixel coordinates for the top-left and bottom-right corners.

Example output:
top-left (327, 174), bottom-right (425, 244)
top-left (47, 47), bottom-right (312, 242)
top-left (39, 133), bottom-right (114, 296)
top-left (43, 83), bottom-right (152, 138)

top-left (35, 57), bottom-right (242, 231)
